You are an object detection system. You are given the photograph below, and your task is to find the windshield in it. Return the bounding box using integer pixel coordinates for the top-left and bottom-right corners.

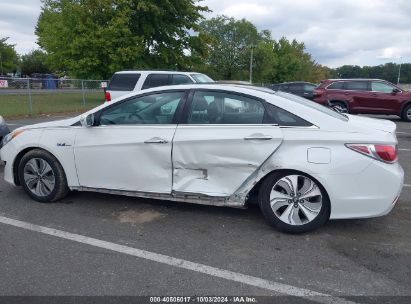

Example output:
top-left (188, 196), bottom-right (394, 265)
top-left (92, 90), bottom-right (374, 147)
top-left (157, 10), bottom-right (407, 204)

top-left (275, 91), bottom-right (349, 121)
top-left (191, 74), bottom-right (214, 83)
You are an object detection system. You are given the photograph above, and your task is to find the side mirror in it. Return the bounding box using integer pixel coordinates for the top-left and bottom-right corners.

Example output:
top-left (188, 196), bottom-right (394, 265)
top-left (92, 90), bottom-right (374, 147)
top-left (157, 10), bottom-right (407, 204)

top-left (80, 113), bottom-right (94, 127)
top-left (392, 88), bottom-right (401, 94)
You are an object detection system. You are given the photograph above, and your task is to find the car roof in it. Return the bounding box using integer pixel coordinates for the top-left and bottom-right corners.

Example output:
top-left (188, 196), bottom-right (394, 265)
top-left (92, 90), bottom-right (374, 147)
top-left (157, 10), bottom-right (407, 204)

top-left (279, 81), bottom-right (316, 85)
top-left (115, 70), bottom-right (201, 75)
top-left (324, 78), bottom-right (385, 82)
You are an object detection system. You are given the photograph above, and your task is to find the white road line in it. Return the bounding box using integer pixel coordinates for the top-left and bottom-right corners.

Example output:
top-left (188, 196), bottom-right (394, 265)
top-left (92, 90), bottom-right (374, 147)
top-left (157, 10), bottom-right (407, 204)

top-left (0, 215), bottom-right (356, 304)
top-left (399, 148), bottom-right (411, 151)
top-left (404, 184), bottom-right (411, 187)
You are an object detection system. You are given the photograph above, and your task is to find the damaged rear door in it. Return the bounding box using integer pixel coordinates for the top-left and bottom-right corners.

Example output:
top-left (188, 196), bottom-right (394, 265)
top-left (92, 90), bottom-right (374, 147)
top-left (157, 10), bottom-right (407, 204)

top-left (172, 89), bottom-right (283, 197)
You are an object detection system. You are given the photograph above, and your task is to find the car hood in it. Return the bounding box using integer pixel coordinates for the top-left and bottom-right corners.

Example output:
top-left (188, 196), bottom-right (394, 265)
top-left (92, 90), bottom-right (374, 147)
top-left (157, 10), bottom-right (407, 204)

top-left (345, 114), bottom-right (396, 134)
top-left (14, 117), bottom-right (79, 131)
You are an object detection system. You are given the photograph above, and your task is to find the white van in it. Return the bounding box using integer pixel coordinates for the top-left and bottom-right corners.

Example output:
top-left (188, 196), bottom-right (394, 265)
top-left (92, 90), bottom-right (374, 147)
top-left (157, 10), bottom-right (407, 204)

top-left (105, 70), bottom-right (214, 101)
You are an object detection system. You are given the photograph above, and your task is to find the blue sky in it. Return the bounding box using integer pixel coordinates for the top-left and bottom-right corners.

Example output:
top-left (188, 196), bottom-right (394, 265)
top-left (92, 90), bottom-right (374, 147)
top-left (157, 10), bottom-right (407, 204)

top-left (1, 0), bottom-right (410, 67)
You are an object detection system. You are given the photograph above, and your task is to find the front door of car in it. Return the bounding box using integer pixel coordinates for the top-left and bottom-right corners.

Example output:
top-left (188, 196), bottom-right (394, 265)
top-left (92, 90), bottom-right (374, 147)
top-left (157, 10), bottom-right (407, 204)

top-left (74, 90), bottom-right (187, 193)
top-left (172, 90), bottom-right (284, 197)
top-left (366, 81), bottom-right (403, 113)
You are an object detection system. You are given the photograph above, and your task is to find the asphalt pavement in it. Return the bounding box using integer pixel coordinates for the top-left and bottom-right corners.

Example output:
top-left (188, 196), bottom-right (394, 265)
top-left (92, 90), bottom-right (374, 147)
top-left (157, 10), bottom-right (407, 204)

top-left (0, 114), bottom-right (410, 303)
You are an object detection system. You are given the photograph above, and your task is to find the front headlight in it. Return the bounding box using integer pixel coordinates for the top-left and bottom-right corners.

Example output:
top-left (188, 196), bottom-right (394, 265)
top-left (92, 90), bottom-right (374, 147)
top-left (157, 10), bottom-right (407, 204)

top-left (2, 130), bottom-right (25, 147)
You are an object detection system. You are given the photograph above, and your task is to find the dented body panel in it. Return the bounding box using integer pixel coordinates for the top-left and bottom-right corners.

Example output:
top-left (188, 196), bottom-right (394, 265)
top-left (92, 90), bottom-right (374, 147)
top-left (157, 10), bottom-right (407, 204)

top-left (172, 125), bottom-right (283, 196)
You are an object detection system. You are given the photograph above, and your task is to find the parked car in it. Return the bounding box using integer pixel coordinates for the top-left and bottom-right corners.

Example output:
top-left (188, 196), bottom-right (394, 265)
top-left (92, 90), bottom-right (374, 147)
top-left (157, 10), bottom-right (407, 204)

top-left (313, 79), bottom-right (411, 121)
top-left (269, 82), bottom-right (318, 100)
top-left (0, 116), bottom-right (10, 149)
top-left (105, 70), bottom-right (214, 101)
top-left (0, 84), bottom-right (403, 233)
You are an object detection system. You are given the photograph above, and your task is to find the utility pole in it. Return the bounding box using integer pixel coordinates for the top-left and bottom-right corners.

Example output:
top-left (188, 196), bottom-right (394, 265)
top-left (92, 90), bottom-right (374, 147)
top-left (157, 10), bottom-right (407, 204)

top-left (397, 57), bottom-right (403, 85)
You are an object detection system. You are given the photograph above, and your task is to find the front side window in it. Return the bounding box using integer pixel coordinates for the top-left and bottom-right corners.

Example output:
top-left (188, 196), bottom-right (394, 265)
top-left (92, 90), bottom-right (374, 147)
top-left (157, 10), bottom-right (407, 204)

top-left (188, 91), bottom-right (265, 124)
top-left (99, 91), bottom-right (185, 125)
top-left (190, 74), bottom-right (214, 83)
top-left (345, 81), bottom-right (368, 91)
top-left (142, 74), bottom-right (170, 89)
top-left (371, 81), bottom-right (397, 93)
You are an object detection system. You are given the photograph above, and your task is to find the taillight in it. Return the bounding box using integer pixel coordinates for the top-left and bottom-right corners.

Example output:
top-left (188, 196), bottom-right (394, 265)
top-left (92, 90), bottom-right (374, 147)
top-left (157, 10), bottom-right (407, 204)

top-left (346, 144), bottom-right (398, 163)
top-left (105, 91), bottom-right (111, 102)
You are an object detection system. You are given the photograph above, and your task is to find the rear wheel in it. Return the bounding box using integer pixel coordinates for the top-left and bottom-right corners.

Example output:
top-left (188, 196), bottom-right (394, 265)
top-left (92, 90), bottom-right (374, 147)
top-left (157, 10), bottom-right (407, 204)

top-left (258, 171), bottom-right (330, 233)
top-left (401, 104), bottom-right (411, 122)
top-left (330, 101), bottom-right (348, 114)
top-left (18, 149), bottom-right (69, 202)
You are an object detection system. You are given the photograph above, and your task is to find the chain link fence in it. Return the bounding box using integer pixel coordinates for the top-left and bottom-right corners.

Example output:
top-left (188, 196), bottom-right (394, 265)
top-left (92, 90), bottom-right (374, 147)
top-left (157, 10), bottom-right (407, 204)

top-left (0, 77), bottom-right (108, 118)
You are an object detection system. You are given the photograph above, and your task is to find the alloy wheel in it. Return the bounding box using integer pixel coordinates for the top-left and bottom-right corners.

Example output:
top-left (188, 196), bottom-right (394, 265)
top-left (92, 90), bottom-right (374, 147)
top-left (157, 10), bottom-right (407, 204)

top-left (269, 175), bottom-right (323, 226)
top-left (331, 104), bottom-right (348, 113)
top-left (23, 158), bottom-right (56, 197)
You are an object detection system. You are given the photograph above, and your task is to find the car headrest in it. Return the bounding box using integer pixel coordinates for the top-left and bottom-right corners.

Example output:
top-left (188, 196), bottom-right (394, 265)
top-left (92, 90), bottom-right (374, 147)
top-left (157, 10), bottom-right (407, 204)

top-left (193, 96), bottom-right (209, 111)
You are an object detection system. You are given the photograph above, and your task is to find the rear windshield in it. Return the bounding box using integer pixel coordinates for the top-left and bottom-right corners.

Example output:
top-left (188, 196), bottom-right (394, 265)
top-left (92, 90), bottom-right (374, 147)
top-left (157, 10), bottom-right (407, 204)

top-left (275, 92), bottom-right (349, 121)
top-left (190, 74), bottom-right (214, 83)
top-left (108, 73), bottom-right (141, 91)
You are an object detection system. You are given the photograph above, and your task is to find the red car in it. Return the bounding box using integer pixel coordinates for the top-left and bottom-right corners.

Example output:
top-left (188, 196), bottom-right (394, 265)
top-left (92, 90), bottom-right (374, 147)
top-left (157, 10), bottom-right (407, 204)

top-left (313, 79), bottom-right (411, 121)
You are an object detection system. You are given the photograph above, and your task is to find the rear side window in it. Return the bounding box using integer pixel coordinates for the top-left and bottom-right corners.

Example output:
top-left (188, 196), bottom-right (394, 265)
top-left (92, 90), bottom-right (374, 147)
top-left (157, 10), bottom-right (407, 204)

top-left (142, 74), bottom-right (170, 89)
top-left (345, 81), bottom-right (368, 91)
top-left (108, 74), bottom-right (141, 91)
top-left (188, 91), bottom-right (265, 124)
top-left (371, 81), bottom-right (396, 93)
top-left (327, 82), bottom-right (344, 90)
top-left (172, 74), bottom-right (194, 85)
top-left (265, 103), bottom-right (312, 127)
top-left (288, 83), bottom-right (303, 91)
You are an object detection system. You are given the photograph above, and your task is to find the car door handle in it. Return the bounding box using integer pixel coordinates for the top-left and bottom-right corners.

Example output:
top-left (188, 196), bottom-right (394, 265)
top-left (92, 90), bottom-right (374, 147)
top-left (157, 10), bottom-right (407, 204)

top-left (144, 137), bottom-right (168, 144)
top-left (244, 135), bottom-right (272, 141)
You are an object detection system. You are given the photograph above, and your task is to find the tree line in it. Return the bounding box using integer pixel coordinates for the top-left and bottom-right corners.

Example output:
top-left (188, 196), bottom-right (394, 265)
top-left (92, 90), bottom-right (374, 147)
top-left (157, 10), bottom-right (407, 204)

top-left (0, 0), bottom-right (409, 84)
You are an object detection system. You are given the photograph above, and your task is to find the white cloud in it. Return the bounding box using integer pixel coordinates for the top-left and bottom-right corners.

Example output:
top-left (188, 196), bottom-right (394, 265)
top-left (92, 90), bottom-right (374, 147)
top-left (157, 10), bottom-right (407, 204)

top-left (203, 0), bottom-right (411, 67)
top-left (1, 0), bottom-right (410, 67)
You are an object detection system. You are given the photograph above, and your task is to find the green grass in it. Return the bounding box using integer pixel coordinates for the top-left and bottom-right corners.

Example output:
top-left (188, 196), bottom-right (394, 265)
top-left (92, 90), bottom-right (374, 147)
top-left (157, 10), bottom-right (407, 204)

top-left (0, 92), bottom-right (105, 118)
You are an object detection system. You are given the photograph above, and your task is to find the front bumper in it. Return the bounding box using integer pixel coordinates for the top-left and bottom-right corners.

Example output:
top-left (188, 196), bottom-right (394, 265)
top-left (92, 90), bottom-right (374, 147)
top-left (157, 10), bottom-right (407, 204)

top-left (0, 124), bottom-right (10, 149)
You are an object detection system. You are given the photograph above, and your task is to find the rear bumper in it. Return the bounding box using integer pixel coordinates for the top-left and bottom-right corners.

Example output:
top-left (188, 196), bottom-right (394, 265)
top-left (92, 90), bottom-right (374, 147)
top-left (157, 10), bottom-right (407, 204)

top-left (316, 160), bottom-right (404, 219)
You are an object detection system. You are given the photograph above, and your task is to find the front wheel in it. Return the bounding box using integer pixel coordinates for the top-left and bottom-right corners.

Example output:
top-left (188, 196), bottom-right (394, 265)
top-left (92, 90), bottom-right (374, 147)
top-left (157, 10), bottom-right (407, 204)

top-left (258, 171), bottom-right (330, 233)
top-left (18, 149), bottom-right (70, 202)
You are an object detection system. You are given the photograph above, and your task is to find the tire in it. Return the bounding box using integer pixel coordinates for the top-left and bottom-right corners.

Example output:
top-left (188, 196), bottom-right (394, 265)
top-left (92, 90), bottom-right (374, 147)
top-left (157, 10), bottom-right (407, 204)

top-left (401, 104), bottom-right (411, 122)
top-left (18, 149), bottom-right (70, 202)
top-left (258, 171), bottom-right (330, 233)
top-left (330, 101), bottom-right (348, 114)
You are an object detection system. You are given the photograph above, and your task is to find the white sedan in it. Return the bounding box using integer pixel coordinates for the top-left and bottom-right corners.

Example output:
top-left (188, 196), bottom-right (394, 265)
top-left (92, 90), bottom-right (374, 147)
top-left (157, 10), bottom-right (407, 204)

top-left (0, 84), bottom-right (404, 233)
